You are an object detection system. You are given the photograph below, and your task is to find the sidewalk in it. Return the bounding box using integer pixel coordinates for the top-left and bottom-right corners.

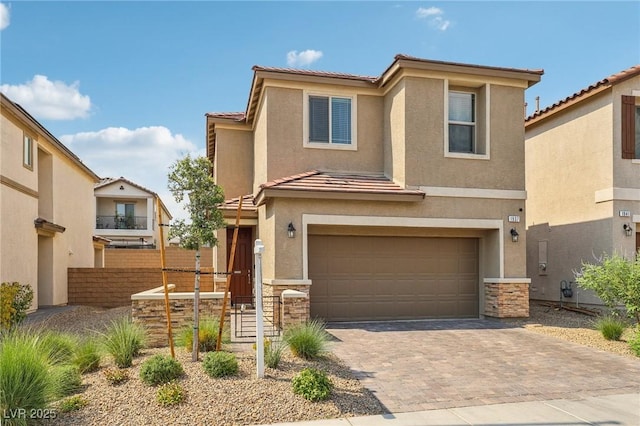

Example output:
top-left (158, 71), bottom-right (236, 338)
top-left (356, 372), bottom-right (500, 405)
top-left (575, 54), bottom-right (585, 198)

top-left (263, 392), bottom-right (639, 425)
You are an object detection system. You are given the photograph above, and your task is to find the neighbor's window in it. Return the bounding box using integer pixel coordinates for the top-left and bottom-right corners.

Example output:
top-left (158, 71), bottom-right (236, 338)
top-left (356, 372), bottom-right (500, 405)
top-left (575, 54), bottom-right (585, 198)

top-left (635, 105), bottom-right (640, 159)
top-left (307, 94), bottom-right (354, 147)
top-left (448, 91), bottom-right (476, 153)
top-left (116, 203), bottom-right (135, 229)
top-left (23, 134), bottom-right (33, 169)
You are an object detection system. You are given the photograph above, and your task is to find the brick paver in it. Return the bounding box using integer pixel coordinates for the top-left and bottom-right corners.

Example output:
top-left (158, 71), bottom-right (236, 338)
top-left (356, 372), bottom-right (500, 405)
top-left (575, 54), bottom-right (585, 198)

top-left (326, 320), bottom-right (640, 413)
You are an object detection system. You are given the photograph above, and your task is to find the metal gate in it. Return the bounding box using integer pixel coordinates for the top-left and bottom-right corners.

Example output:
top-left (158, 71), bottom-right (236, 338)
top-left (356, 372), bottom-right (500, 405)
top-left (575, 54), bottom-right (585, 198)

top-left (233, 296), bottom-right (281, 338)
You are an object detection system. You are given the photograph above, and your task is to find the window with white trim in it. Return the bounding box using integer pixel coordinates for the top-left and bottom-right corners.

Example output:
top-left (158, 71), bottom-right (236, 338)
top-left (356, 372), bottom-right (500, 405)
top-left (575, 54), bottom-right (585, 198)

top-left (23, 134), bottom-right (33, 169)
top-left (445, 83), bottom-right (489, 158)
top-left (305, 93), bottom-right (355, 149)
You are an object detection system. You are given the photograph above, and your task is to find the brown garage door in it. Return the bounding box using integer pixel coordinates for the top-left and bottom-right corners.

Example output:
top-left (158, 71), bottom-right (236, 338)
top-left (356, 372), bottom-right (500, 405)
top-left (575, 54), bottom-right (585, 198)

top-left (309, 235), bottom-right (478, 321)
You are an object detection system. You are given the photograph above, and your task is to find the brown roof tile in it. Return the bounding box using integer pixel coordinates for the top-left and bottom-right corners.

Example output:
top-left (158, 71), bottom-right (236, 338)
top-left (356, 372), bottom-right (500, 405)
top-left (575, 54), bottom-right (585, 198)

top-left (258, 170), bottom-right (425, 197)
top-left (526, 64), bottom-right (640, 123)
top-left (219, 194), bottom-right (257, 211)
top-left (205, 112), bottom-right (246, 121)
top-left (251, 65), bottom-right (378, 83)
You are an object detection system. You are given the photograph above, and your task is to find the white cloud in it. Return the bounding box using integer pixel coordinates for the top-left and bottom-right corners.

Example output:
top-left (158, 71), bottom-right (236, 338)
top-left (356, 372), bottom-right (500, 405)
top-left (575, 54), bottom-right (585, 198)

top-left (416, 6), bottom-right (451, 31)
top-left (60, 126), bottom-right (200, 221)
top-left (0, 3), bottom-right (9, 30)
top-left (0, 75), bottom-right (91, 120)
top-left (286, 49), bottom-right (323, 67)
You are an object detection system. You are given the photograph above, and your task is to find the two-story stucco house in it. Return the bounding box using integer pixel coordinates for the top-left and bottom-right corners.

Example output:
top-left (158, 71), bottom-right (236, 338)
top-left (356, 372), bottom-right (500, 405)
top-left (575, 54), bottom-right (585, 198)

top-left (207, 54), bottom-right (542, 321)
top-left (1, 93), bottom-right (103, 309)
top-left (525, 65), bottom-right (640, 306)
top-left (94, 177), bottom-right (172, 249)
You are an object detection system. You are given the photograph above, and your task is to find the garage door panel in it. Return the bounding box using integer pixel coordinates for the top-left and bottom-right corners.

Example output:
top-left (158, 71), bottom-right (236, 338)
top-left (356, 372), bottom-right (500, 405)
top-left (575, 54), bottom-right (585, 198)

top-left (309, 236), bottom-right (479, 321)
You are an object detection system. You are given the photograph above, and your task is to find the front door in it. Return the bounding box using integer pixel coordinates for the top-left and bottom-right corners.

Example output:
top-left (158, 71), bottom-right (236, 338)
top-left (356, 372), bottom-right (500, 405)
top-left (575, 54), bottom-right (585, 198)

top-left (227, 227), bottom-right (253, 301)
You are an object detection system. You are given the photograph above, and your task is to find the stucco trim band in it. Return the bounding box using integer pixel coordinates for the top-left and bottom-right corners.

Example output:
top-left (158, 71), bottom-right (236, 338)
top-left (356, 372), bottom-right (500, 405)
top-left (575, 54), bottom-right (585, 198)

top-left (595, 187), bottom-right (640, 203)
top-left (419, 186), bottom-right (527, 200)
top-left (263, 279), bottom-right (312, 286)
top-left (484, 278), bottom-right (531, 284)
top-left (0, 175), bottom-right (39, 198)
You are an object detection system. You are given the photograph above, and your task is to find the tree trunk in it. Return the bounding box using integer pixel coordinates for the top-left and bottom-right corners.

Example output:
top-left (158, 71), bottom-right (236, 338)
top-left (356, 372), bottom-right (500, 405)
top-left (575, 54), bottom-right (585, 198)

top-left (192, 250), bottom-right (201, 361)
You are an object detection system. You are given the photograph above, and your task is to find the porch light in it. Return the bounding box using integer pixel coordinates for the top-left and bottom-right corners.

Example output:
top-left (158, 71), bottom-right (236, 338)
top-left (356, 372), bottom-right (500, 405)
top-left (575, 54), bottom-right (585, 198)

top-left (510, 228), bottom-right (519, 243)
top-left (623, 223), bottom-right (633, 237)
top-left (287, 222), bottom-right (296, 238)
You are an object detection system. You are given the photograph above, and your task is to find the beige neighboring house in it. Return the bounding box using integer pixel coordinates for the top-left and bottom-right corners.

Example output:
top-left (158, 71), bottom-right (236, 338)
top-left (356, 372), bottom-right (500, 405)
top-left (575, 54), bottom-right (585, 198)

top-left (0, 93), bottom-right (104, 309)
top-left (525, 65), bottom-right (640, 306)
top-left (206, 54), bottom-right (542, 321)
top-left (94, 177), bottom-right (172, 249)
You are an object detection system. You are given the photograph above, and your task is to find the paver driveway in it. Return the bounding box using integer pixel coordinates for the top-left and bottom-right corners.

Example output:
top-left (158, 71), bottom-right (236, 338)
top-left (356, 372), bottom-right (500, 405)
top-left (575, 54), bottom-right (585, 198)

top-left (326, 320), bottom-right (640, 414)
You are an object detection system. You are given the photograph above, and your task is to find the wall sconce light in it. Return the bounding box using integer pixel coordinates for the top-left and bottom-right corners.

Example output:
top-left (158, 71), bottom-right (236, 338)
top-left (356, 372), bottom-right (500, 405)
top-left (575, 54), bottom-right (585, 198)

top-left (623, 223), bottom-right (633, 237)
top-left (510, 228), bottom-right (519, 243)
top-left (287, 222), bottom-right (296, 238)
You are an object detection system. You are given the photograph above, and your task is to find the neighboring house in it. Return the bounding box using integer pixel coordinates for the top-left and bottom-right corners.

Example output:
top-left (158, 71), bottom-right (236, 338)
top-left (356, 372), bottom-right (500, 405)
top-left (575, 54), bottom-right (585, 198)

top-left (94, 177), bottom-right (172, 249)
top-left (206, 54), bottom-right (542, 321)
top-left (0, 93), bottom-right (104, 308)
top-left (525, 65), bottom-right (640, 306)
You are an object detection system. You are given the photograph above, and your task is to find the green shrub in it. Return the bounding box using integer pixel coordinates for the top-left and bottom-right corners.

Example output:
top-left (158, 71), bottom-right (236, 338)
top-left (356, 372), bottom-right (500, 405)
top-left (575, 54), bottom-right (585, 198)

top-left (58, 395), bottom-right (88, 413)
top-left (156, 381), bottom-right (186, 406)
top-left (0, 282), bottom-right (33, 331)
top-left (100, 318), bottom-right (147, 368)
top-left (179, 317), bottom-right (229, 352)
top-left (103, 368), bottom-right (129, 385)
top-left (265, 338), bottom-right (285, 369)
top-left (594, 315), bottom-right (626, 341)
top-left (284, 319), bottom-right (330, 360)
top-left (51, 365), bottom-right (83, 398)
top-left (576, 252), bottom-right (640, 324)
top-left (291, 368), bottom-right (332, 402)
top-left (73, 338), bottom-right (102, 373)
top-left (202, 351), bottom-right (238, 378)
top-left (629, 329), bottom-right (640, 357)
top-left (0, 331), bottom-right (55, 423)
top-left (140, 354), bottom-right (184, 386)
top-left (40, 332), bottom-right (78, 365)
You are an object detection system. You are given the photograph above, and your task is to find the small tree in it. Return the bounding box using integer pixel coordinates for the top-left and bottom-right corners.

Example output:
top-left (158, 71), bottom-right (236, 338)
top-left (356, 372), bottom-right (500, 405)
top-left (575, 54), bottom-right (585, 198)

top-left (575, 251), bottom-right (640, 324)
top-left (168, 155), bottom-right (225, 360)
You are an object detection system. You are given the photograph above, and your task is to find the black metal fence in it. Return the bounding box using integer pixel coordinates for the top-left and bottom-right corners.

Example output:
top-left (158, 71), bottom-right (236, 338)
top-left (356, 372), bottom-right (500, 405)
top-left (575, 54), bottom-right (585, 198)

top-left (233, 296), bottom-right (281, 338)
top-left (96, 215), bottom-right (148, 230)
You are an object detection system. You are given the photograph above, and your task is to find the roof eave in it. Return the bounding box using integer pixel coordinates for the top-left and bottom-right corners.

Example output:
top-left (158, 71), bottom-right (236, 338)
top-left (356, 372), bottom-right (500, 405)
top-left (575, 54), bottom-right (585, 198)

top-left (254, 188), bottom-right (425, 206)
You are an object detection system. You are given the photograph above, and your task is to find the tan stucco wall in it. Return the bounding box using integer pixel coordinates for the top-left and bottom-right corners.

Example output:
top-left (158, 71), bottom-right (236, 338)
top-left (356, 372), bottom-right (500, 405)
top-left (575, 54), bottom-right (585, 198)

top-left (524, 85), bottom-right (639, 305)
top-left (214, 127), bottom-right (253, 199)
top-left (253, 92), bottom-right (268, 193)
top-left (383, 80), bottom-right (406, 185)
top-left (1, 106), bottom-right (97, 308)
top-left (259, 86), bottom-right (384, 185)
top-left (265, 196), bottom-right (526, 281)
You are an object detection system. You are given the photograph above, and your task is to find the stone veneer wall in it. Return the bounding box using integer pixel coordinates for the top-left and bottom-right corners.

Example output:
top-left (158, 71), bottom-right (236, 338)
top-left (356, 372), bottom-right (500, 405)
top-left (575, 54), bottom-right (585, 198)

top-left (131, 288), bottom-right (225, 347)
top-left (484, 280), bottom-right (530, 318)
top-left (263, 283), bottom-right (310, 329)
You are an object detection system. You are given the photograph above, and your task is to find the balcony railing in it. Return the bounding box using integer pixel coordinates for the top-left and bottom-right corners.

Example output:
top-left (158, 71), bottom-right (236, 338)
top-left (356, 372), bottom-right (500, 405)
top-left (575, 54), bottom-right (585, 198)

top-left (96, 215), bottom-right (148, 230)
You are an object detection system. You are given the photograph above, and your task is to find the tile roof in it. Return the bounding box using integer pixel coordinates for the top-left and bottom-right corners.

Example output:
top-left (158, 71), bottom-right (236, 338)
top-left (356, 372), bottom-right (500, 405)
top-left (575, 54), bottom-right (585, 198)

top-left (393, 54), bottom-right (544, 76)
top-left (95, 176), bottom-right (158, 195)
top-left (258, 170), bottom-right (425, 197)
top-left (218, 194), bottom-right (257, 211)
top-left (526, 64), bottom-right (640, 123)
top-left (205, 112), bottom-right (246, 121)
top-left (251, 65), bottom-right (378, 83)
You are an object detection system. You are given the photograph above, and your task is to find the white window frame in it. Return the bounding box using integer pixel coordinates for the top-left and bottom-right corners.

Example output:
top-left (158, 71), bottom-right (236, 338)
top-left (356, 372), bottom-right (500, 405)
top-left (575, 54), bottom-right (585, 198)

top-left (444, 80), bottom-right (490, 160)
top-left (23, 134), bottom-right (33, 170)
top-left (303, 91), bottom-right (357, 151)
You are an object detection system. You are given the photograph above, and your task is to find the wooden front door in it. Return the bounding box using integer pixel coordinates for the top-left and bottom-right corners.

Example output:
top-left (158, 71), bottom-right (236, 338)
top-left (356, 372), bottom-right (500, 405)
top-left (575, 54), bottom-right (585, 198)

top-left (227, 227), bottom-right (253, 301)
top-left (636, 232), bottom-right (639, 255)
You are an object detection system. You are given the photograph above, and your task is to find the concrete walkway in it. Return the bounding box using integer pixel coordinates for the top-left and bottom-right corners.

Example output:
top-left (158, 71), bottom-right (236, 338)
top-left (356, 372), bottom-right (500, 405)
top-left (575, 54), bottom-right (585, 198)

top-left (265, 392), bottom-right (639, 425)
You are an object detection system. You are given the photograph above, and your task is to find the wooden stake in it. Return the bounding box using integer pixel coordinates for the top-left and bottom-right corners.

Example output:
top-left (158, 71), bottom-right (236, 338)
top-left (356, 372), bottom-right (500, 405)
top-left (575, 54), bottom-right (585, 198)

top-left (157, 198), bottom-right (175, 358)
top-left (216, 196), bottom-right (243, 351)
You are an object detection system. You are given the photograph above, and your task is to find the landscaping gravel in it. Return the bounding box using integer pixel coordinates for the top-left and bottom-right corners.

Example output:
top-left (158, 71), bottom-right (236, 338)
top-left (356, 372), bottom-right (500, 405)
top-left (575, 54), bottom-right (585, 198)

top-left (19, 302), bottom-right (638, 425)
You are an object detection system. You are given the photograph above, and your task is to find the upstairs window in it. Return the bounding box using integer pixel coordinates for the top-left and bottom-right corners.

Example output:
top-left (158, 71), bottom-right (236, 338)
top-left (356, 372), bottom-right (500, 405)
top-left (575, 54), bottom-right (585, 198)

top-left (448, 91), bottom-right (476, 153)
top-left (444, 83), bottom-right (489, 159)
top-left (23, 134), bottom-right (33, 169)
top-left (305, 93), bottom-right (355, 149)
top-left (622, 95), bottom-right (640, 159)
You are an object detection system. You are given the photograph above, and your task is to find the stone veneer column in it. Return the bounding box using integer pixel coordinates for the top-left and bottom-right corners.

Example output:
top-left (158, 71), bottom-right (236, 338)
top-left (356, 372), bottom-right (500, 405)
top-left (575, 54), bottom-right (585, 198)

top-left (281, 290), bottom-right (309, 330)
top-left (483, 278), bottom-right (530, 318)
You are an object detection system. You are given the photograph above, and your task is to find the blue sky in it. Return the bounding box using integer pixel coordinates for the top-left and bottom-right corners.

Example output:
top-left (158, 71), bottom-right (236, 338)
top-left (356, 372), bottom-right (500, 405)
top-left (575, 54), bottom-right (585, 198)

top-left (1, 1), bottom-right (639, 219)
